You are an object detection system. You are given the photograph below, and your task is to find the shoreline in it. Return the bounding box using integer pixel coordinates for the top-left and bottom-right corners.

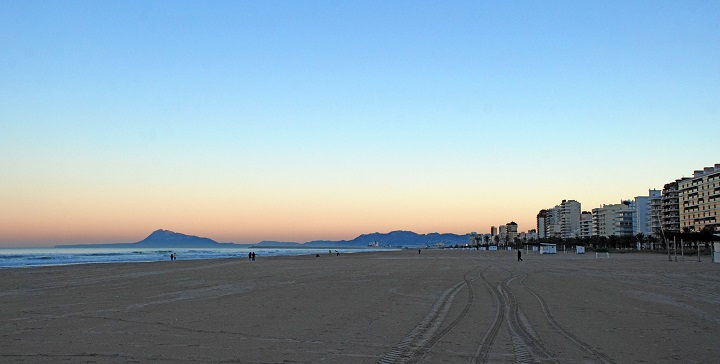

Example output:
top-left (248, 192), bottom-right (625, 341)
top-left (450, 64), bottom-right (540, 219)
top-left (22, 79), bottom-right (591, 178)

top-left (2, 249), bottom-right (719, 363)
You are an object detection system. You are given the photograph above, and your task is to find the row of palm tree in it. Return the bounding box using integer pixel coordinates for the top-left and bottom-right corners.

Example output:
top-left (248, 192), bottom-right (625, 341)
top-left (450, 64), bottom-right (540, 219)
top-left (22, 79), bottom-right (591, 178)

top-left (469, 227), bottom-right (718, 252)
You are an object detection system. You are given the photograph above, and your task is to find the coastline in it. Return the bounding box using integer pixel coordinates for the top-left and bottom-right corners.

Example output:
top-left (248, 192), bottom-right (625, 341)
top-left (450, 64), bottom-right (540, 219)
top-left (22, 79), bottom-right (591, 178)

top-left (1, 249), bottom-right (719, 363)
top-left (0, 247), bottom-right (395, 269)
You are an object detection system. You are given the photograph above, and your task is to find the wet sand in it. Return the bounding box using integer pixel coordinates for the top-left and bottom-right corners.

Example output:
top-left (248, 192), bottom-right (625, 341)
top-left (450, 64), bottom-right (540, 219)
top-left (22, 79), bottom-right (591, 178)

top-left (1, 249), bottom-right (719, 363)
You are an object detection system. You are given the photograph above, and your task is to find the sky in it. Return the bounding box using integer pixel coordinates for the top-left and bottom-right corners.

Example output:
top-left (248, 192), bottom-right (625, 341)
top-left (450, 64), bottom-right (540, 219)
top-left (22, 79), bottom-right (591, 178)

top-left (1, 1), bottom-right (719, 247)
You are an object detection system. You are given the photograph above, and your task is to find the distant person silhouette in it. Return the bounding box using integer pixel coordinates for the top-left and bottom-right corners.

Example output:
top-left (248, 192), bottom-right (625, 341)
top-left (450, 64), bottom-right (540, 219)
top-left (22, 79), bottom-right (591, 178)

top-left (248, 252), bottom-right (252, 261)
top-left (517, 250), bottom-right (522, 262)
top-left (251, 252), bottom-right (256, 261)
top-left (418, 249), bottom-right (421, 254)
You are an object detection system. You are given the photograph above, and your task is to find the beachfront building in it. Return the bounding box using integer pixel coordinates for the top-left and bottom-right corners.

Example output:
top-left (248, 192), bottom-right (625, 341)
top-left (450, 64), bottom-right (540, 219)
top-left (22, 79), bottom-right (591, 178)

top-left (678, 164), bottom-right (720, 232)
top-left (580, 211), bottom-right (593, 238)
top-left (506, 222), bottom-right (518, 244)
top-left (518, 230), bottom-right (536, 245)
top-left (616, 202), bottom-right (635, 236)
top-left (634, 189), bottom-right (661, 236)
top-left (546, 207), bottom-right (562, 238)
top-left (537, 200), bottom-right (581, 239)
top-left (490, 226), bottom-right (497, 238)
top-left (499, 225), bottom-right (507, 244)
top-left (592, 200), bottom-right (635, 237)
top-left (649, 190), bottom-right (663, 238)
top-left (661, 180), bottom-right (682, 234)
top-left (560, 200), bottom-right (581, 238)
top-left (526, 229), bottom-right (538, 241)
top-left (536, 210), bottom-right (547, 239)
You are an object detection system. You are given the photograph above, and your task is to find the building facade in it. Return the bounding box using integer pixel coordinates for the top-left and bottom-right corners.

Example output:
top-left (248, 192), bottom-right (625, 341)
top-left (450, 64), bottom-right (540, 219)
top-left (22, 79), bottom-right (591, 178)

top-left (499, 225), bottom-right (507, 243)
top-left (678, 164), bottom-right (720, 232)
top-left (560, 200), bottom-right (581, 238)
top-left (592, 200), bottom-right (635, 237)
top-left (506, 221), bottom-right (518, 243)
top-left (536, 210), bottom-right (547, 239)
top-left (661, 180), bottom-right (682, 234)
top-left (649, 189), bottom-right (663, 238)
top-left (634, 189), bottom-right (661, 236)
top-left (580, 211), bottom-right (593, 238)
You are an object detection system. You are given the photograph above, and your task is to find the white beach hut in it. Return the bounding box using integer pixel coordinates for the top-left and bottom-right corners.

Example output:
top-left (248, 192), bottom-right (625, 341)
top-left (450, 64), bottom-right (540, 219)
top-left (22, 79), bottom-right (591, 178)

top-left (539, 243), bottom-right (557, 254)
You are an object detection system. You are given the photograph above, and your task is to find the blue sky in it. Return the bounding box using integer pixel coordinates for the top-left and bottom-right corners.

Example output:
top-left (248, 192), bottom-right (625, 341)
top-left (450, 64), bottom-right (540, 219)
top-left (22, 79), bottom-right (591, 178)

top-left (1, 1), bottom-right (718, 246)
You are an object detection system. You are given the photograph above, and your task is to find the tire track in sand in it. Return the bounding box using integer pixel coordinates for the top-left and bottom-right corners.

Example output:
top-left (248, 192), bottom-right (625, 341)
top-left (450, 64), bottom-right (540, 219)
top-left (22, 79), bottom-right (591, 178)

top-left (471, 266), bottom-right (503, 364)
top-left (379, 271), bottom-right (473, 364)
top-left (499, 273), bottom-right (556, 364)
top-left (519, 276), bottom-right (615, 364)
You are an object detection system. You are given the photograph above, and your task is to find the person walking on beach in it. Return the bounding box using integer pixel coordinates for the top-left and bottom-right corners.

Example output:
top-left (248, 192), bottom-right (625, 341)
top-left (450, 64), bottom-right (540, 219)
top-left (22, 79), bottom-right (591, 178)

top-left (517, 249), bottom-right (522, 262)
top-left (251, 252), bottom-right (256, 261)
top-left (248, 252), bottom-right (252, 261)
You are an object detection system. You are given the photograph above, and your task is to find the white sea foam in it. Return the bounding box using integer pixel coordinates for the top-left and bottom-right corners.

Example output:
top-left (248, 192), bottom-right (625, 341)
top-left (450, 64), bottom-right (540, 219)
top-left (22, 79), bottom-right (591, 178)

top-left (0, 247), bottom-right (394, 269)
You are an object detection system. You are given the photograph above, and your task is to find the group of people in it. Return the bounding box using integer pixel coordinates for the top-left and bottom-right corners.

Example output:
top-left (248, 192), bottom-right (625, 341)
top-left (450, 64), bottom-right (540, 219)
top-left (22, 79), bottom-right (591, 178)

top-left (169, 253), bottom-right (177, 261)
top-left (248, 252), bottom-right (256, 261)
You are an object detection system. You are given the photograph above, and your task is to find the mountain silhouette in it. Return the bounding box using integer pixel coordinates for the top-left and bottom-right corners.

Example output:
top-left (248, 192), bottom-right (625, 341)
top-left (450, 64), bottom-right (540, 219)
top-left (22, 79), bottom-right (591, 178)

top-left (56, 229), bottom-right (471, 248)
top-left (132, 229), bottom-right (221, 248)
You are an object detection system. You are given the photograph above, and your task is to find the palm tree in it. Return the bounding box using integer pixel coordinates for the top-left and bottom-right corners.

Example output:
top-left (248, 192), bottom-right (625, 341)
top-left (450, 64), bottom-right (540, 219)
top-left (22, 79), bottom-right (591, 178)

top-left (635, 232), bottom-right (646, 250)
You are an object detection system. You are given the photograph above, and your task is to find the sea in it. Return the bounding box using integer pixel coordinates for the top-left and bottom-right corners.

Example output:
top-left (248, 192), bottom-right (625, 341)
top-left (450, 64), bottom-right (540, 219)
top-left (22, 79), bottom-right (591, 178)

top-left (0, 247), bottom-right (395, 269)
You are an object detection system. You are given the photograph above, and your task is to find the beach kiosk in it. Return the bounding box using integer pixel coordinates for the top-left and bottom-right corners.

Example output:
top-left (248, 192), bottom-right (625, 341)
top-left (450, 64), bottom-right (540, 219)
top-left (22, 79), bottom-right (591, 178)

top-left (539, 243), bottom-right (557, 254)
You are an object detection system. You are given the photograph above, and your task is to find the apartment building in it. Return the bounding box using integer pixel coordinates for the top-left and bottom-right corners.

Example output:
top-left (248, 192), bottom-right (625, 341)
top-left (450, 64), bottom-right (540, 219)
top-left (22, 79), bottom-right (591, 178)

top-left (537, 200), bottom-right (581, 239)
top-left (661, 180), bottom-right (682, 234)
top-left (592, 200), bottom-right (635, 237)
top-left (678, 164), bottom-right (720, 232)
top-left (499, 225), bottom-right (507, 243)
top-left (634, 189), bottom-right (661, 236)
top-left (560, 200), bottom-right (581, 238)
top-left (536, 210), bottom-right (547, 239)
top-left (506, 221), bottom-right (518, 243)
top-left (649, 190), bottom-right (663, 238)
top-left (580, 211), bottom-right (593, 238)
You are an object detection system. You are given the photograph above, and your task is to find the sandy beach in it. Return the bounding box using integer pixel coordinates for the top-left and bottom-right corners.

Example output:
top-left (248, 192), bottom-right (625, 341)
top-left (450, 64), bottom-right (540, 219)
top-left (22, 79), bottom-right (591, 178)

top-left (1, 249), bottom-right (719, 363)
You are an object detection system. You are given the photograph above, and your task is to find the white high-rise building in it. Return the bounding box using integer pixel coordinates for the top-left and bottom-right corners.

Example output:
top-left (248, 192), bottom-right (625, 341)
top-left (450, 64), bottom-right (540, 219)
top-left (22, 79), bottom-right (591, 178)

top-left (538, 200), bottom-right (581, 239)
top-left (634, 190), bottom-right (661, 236)
top-left (560, 200), bottom-right (581, 238)
top-left (649, 190), bottom-right (663, 238)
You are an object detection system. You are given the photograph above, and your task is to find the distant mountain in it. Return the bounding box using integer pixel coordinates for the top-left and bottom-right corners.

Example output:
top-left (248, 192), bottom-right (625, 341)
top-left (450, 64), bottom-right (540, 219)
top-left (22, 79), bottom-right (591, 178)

top-left (56, 229), bottom-right (225, 249)
top-left (132, 229), bottom-right (221, 248)
top-left (56, 229), bottom-right (472, 249)
top-left (304, 230), bottom-right (472, 248)
top-left (253, 241), bottom-right (302, 247)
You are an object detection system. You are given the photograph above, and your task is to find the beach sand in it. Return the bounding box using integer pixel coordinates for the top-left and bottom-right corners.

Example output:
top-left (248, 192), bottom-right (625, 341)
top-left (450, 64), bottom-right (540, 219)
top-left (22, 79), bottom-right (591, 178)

top-left (1, 249), bottom-right (719, 363)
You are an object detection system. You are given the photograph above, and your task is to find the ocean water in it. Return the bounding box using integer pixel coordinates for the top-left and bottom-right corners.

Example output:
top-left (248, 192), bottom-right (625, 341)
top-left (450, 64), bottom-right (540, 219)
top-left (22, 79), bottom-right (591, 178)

top-left (0, 247), bottom-right (393, 269)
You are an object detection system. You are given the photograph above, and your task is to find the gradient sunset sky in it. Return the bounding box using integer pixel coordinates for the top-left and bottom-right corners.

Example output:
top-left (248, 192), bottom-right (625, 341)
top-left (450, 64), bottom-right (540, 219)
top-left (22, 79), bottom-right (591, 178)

top-left (1, 1), bottom-right (718, 247)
